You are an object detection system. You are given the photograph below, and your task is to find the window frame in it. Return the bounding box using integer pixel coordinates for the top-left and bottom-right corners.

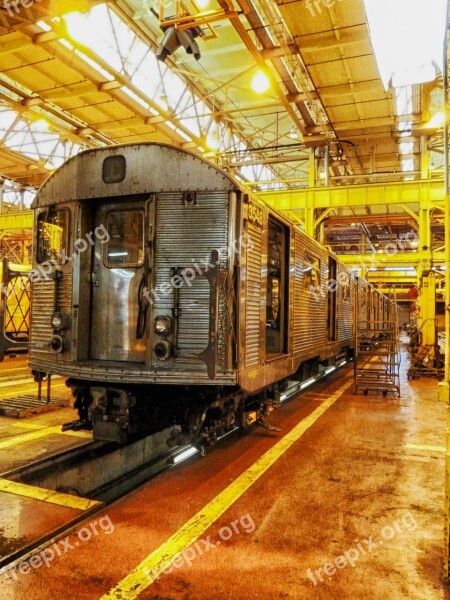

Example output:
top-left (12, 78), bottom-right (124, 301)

top-left (36, 207), bottom-right (69, 265)
top-left (103, 208), bottom-right (145, 269)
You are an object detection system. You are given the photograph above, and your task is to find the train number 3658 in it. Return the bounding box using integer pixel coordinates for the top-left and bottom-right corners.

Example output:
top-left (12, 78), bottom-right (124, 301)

top-left (248, 203), bottom-right (263, 227)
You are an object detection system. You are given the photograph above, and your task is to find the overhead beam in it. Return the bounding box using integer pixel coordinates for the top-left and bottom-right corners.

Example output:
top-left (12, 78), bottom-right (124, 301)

top-left (258, 179), bottom-right (445, 210)
top-left (317, 80), bottom-right (390, 100)
top-left (294, 26), bottom-right (368, 53)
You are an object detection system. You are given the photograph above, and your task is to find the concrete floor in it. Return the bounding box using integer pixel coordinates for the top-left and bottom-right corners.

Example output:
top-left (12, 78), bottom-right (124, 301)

top-left (0, 340), bottom-right (449, 599)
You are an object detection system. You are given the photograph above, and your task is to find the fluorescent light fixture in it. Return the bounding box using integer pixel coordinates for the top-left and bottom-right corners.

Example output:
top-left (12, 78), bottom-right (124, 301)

top-left (280, 393), bottom-right (287, 401)
top-left (31, 119), bottom-right (49, 132)
top-left (325, 366), bottom-right (336, 374)
top-left (363, 0), bottom-right (447, 89)
top-left (300, 377), bottom-right (316, 390)
top-left (173, 446), bottom-right (198, 464)
top-left (108, 252), bottom-right (128, 257)
top-left (251, 70), bottom-right (270, 94)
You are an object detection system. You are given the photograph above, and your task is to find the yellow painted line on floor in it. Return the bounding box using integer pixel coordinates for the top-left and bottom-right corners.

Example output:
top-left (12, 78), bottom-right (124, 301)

top-left (100, 378), bottom-right (353, 600)
top-left (404, 443), bottom-right (446, 453)
top-left (0, 381), bottom-right (68, 399)
top-left (0, 375), bottom-right (63, 388)
top-left (0, 426), bottom-right (91, 450)
top-left (0, 478), bottom-right (102, 511)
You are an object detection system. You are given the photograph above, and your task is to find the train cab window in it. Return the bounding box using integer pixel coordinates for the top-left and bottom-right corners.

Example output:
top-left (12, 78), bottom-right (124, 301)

top-left (303, 251), bottom-right (321, 294)
top-left (36, 208), bottom-right (68, 264)
top-left (266, 217), bottom-right (289, 356)
top-left (104, 210), bottom-right (144, 267)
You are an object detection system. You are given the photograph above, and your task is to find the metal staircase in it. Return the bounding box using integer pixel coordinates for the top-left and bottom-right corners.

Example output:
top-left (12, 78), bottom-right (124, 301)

top-left (354, 286), bottom-right (400, 397)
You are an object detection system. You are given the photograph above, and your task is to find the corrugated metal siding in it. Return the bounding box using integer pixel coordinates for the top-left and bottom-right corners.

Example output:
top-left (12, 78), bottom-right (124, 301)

top-left (29, 271), bottom-right (73, 361)
top-left (244, 222), bottom-right (262, 368)
top-left (294, 232), bottom-right (327, 356)
top-left (337, 264), bottom-right (353, 341)
top-left (154, 191), bottom-right (230, 369)
top-left (292, 232), bottom-right (303, 354)
top-left (357, 279), bottom-right (369, 326)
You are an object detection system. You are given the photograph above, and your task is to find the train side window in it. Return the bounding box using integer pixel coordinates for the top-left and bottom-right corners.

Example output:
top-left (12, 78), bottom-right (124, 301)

top-left (303, 251), bottom-right (320, 294)
top-left (36, 208), bottom-right (68, 264)
top-left (104, 210), bottom-right (144, 267)
top-left (266, 216), bottom-right (289, 355)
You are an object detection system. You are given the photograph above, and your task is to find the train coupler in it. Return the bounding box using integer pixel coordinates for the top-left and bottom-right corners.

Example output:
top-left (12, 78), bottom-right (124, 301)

top-left (61, 419), bottom-right (92, 432)
top-left (256, 403), bottom-right (281, 432)
top-left (255, 415), bottom-right (281, 432)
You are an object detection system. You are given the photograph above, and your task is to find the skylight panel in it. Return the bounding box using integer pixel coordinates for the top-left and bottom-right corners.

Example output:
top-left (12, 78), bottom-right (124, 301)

top-left (363, 0), bottom-right (447, 89)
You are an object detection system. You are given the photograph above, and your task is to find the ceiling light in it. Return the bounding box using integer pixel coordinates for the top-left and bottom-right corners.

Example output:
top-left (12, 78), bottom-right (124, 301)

top-left (206, 131), bottom-right (220, 151)
top-left (288, 127), bottom-right (298, 139)
top-left (251, 70), bottom-right (270, 94)
top-left (31, 119), bottom-right (49, 132)
top-left (195, 0), bottom-right (209, 7)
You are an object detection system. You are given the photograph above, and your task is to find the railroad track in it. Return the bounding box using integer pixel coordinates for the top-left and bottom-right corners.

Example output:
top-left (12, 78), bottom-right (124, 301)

top-left (0, 361), bottom-right (350, 572)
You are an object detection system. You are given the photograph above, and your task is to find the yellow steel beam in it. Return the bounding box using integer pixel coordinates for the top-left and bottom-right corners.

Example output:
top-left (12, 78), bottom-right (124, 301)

top-left (418, 271), bottom-right (437, 348)
top-left (0, 211), bottom-right (33, 231)
top-left (367, 275), bottom-right (417, 283)
top-left (335, 250), bottom-right (444, 267)
top-left (400, 203), bottom-right (419, 221)
top-left (259, 179), bottom-right (445, 212)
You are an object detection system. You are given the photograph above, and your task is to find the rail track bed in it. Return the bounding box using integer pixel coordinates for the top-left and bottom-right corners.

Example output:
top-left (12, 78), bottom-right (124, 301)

top-left (0, 361), bottom-right (349, 575)
top-left (0, 428), bottom-right (193, 569)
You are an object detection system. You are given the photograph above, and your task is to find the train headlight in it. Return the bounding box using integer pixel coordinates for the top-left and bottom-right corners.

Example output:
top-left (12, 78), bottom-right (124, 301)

top-left (51, 313), bottom-right (62, 329)
top-left (154, 316), bottom-right (172, 336)
top-left (50, 334), bottom-right (66, 353)
top-left (154, 340), bottom-right (172, 360)
top-left (51, 312), bottom-right (68, 331)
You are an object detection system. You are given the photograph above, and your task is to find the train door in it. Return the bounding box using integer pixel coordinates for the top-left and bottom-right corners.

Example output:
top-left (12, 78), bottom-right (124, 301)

top-left (265, 216), bottom-right (289, 356)
top-left (90, 199), bottom-right (147, 362)
top-left (327, 257), bottom-right (337, 341)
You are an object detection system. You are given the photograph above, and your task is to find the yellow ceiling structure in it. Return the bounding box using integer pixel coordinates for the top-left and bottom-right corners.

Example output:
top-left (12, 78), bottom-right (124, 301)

top-left (0, 0), bottom-right (444, 192)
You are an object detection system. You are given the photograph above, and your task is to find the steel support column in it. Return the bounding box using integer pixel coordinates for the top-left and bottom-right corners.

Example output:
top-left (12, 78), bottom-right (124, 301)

top-left (438, 8), bottom-right (450, 580)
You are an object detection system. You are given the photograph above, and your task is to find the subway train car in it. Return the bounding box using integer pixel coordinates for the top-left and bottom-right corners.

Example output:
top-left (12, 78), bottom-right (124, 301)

top-left (25, 142), bottom-right (386, 447)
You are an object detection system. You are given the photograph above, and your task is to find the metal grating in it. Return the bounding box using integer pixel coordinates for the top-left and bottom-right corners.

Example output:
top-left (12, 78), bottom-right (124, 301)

top-left (0, 395), bottom-right (70, 418)
top-left (244, 222), bottom-right (262, 369)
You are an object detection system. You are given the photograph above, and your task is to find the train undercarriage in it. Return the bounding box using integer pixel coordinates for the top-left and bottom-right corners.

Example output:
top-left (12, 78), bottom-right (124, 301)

top-left (59, 349), bottom-right (351, 450)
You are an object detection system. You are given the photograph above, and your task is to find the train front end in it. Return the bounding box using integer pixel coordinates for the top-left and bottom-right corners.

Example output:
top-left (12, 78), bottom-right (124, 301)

top-left (28, 143), bottom-right (241, 443)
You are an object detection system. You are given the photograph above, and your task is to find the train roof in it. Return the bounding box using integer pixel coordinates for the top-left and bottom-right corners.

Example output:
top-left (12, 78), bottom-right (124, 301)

top-left (33, 142), bottom-right (238, 207)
